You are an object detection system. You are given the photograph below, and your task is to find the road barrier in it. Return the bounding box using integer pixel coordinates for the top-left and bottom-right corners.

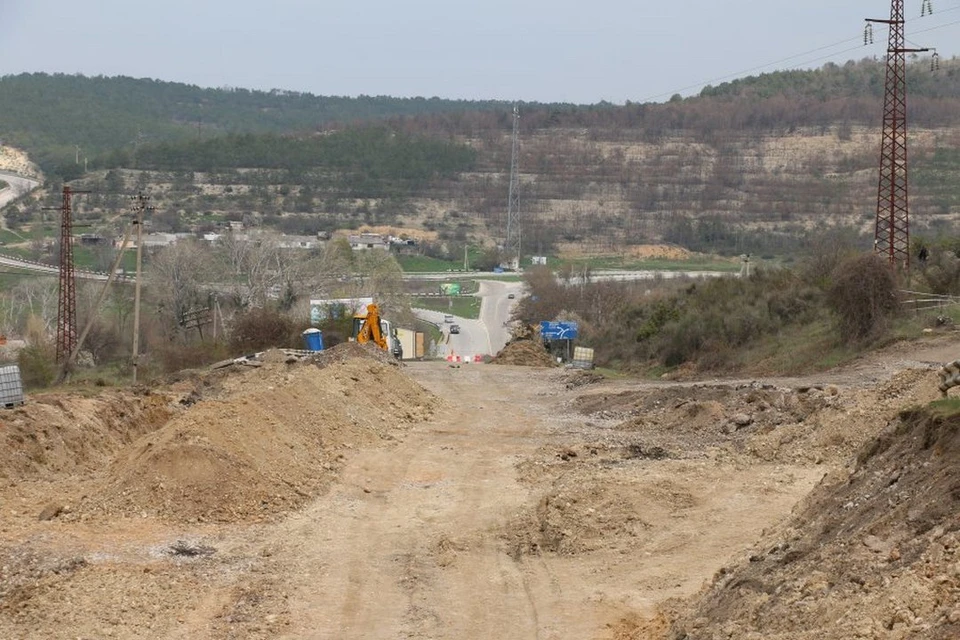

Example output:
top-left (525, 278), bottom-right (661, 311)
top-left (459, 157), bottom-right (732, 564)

top-left (445, 353), bottom-right (484, 364)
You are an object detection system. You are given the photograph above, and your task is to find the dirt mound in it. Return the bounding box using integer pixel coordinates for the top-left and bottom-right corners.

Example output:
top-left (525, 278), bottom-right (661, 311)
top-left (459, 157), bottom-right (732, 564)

top-left (564, 370), bottom-right (605, 389)
top-left (664, 404), bottom-right (960, 640)
top-left (555, 243), bottom-right (695, 261)
top-left (574, 370), bottom-right (943, 467)
top-left (79, 350), bottom-right (437, 523)
top-left (490, 326), bottom-right (558, 367)
top-left (305, 341), bottom-right (400, 368)
top-left (490, 341), bottom-right (558, 367)
top-left (0, 391), bottom-right (176, 481)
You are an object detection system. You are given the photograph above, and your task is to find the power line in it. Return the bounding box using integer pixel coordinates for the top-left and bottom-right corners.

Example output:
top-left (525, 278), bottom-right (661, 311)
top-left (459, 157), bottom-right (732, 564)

top-left (637, 4), bottom-right (960, 104)
top-left (637, 37), bottom-right (862, 102)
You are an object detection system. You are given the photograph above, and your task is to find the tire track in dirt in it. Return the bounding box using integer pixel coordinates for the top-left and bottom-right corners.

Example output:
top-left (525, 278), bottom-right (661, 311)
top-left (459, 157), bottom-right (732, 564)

top-left (266, 366), bottom-right (545, 638)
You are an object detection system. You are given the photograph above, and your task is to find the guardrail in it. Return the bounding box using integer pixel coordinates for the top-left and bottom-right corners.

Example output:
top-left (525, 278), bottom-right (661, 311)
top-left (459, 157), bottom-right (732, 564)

top-left (0, 252), bottom-right (133, 281)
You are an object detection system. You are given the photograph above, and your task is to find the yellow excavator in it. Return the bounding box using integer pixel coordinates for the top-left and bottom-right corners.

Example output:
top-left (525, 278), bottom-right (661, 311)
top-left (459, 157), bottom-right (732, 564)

top-left (352, 303), bottom-right (403, 358)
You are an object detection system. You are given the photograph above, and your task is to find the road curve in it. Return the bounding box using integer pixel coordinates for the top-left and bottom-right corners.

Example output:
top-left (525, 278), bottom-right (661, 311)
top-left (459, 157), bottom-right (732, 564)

top-left (0, 172), bottom-right (40, 214)
top-left (411, 280), bottom-right (522, 359)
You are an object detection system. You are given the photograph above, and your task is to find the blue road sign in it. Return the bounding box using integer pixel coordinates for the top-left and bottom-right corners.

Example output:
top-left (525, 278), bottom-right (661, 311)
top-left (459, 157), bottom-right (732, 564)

top-left (540, 321), bottom-right (579, 340)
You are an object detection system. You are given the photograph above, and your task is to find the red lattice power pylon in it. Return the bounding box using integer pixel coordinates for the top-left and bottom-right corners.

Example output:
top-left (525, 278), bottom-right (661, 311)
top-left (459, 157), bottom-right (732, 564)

top-left (866, 1), bottom-right (929, 269)
top-left (55, 187), bottom-right (78, 364)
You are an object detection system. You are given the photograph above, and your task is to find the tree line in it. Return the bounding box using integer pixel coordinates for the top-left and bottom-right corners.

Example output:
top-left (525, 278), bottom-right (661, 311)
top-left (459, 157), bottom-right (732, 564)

top-left (92, 128), bottom-right (477, 195)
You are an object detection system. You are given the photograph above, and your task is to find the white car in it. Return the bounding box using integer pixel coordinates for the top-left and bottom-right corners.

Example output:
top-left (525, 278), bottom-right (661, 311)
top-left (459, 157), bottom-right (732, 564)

top-left (444, 315), bottom-right (454, 323)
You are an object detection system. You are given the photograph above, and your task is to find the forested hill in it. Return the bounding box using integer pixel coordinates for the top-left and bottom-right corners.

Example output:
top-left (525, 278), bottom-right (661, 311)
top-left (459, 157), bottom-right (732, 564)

top-left (4, 57), bottom-right (960, 179)
top-left (381, 57), bottom-right (960, 141)
top-left (699, 57), bottom-right (960, 100)
top-left (0, 73), bottom-right (548, 175)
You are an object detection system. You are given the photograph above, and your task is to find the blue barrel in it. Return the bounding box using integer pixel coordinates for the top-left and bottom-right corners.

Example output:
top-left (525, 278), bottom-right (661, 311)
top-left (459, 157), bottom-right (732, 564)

top-left (302, 328), bottom-right (324, 351)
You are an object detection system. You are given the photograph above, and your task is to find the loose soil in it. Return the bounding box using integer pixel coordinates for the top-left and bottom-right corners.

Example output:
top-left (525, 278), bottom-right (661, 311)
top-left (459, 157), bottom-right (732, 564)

top-left (0, 336), bottom-right (958, 639)
top-left (490, 327), bottom-right (558, 367)
top-left (489, 340), bottom-right (558, 367)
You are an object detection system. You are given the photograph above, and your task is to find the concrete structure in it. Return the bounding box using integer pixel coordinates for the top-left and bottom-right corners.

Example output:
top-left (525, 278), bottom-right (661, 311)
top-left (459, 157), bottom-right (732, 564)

top-left (348, 233), bottom-right (389, 251)
top-left (278, 235), bottom-right (322, 250)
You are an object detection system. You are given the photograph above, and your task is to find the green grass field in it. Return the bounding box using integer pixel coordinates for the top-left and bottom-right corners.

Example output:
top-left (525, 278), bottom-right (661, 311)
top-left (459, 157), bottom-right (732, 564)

top-left (554, 255), bottom-right (740, 272)
top-left (397, 254), bottom-right (469, 272)
top-left (71, 246), bottom-right (137, 272)
top-left (411, 296), bottom-right (482, 319)
top-left (0, 228), bottom-right (26, 244)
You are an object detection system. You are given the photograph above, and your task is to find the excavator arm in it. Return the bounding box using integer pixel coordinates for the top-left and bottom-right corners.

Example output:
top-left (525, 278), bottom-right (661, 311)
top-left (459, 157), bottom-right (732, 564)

top-left (354, 304), bottom-right (387, 350)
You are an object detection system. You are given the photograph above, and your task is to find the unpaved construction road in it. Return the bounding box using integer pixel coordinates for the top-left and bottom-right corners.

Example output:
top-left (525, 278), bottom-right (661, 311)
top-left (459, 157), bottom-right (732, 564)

top-left (0, 336), bottom-right (956, 639)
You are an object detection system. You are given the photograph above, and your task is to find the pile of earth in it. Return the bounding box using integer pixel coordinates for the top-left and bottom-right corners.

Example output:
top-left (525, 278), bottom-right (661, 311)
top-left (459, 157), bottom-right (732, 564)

top-left (490, 325), bottom-right (558, 367)
top-left (74, 344), bottom-right (437, 524)
top-left (574, 368), bottom-right (941, 467)
top-left (0, 390), bottom-right (177, 481)
top-left (654, 402), bottom-right (960, 640)
top-left (304, 341), bottom-right (401, 368)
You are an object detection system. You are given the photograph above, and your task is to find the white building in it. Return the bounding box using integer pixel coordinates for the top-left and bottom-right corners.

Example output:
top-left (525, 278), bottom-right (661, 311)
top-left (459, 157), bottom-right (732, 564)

top-left (348, 233), bottom-right (389, 251)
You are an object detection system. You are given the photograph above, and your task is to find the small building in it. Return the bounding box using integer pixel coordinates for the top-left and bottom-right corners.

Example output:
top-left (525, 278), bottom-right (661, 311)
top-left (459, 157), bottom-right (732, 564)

top-left (348, 233), bottom-right (389, 251)
top-left (278, 234), bottom-right (322, 250)
top-left (139, 232), bottom-right (180, 248)
top-left (78, 233), bottom-right (108, 246)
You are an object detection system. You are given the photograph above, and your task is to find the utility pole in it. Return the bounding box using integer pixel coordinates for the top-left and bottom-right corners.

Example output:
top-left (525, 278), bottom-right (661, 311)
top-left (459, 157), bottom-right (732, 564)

top-left (130, 192), bottom-right (154, 384)
top-left (866, 1), bottom-right (932, 269)
top-left (57, 224), bottom-right (133, 384)
top-left (46, 187), bottom-right (89, 365)
top-left (505, 105), bottom-right (522, 270)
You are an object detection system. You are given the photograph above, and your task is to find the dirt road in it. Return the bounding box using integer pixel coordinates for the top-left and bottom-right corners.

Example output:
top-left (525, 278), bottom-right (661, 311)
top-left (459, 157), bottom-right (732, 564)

top-left (3, 343), bottom-right (943, 639)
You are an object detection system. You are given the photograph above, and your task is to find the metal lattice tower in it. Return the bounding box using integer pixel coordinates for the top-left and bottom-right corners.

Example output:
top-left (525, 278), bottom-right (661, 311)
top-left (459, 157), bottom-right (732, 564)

top-left (866, 1), bottom-right (929, 268)
top-left (55, 187), bottom-right (77, 364)
top-left (505, 105), bottom-right (521, 269)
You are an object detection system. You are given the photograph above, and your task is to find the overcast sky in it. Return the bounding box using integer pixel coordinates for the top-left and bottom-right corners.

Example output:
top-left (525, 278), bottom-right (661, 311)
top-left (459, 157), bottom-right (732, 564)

top-left (1, 0), bottom-right (959, 104)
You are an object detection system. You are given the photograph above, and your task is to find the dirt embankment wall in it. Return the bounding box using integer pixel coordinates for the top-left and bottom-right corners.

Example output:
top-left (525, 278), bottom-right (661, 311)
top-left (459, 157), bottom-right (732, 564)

top-left (665, 406), bottom-right (960, 640)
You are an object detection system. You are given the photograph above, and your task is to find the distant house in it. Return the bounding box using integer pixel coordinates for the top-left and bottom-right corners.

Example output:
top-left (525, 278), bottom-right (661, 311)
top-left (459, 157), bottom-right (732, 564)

top-left (348, 233), bottom-right (389, 251)
top-left (278, 234), bottom-right (321, 250)
top-left (139, 232), bottom-right (180, 248)
top-left (78, 233), bottom-right (108, 246)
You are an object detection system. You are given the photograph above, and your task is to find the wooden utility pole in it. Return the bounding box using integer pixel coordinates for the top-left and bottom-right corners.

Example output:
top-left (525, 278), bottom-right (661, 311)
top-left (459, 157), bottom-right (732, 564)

top-left (130, 192), bottom-right (153, 384)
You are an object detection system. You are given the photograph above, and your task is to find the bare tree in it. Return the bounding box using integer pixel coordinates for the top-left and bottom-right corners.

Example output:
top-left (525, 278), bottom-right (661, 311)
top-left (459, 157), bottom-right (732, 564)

top-left (148, 239), bottom-right (215, 338)
top-left (5, 279), bottom-right (57, 336)
top-left (215, 231), bottom-right (313, 308)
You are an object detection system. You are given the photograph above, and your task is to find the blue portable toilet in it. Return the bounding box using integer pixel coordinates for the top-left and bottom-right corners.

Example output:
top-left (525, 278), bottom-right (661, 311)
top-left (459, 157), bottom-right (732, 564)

top-left (302, 328), bottom-right (324, 351)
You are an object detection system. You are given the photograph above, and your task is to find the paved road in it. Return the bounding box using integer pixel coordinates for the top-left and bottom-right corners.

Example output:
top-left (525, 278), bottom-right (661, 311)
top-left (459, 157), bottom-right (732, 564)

top-left (0, 253), bottom-right (117, 281)
top-left (412, 280), bottom-right (523, 359)
top-left (0, 172), bottom-right (40, 215)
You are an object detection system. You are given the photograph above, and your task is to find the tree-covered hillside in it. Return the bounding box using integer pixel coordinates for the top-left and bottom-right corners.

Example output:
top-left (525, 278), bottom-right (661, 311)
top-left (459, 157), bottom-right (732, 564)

top-left (97, 128), bottom-right (476, 197)
top-left (0, 73), bottom-right (541, 176)
top-left (6, 58), bottom-right (960, 263)
top-left (384, 57), bottom-right (960, 141)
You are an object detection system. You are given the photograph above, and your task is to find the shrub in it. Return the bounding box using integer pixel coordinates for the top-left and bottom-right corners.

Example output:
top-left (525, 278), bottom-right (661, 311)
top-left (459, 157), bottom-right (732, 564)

top-left (918, 249), bottom-right (960, 295)
top-left (229, 308), bottom-right (301, 354)
top-left (84, 321), bottom-right (124, 365)
top-left (18, 343), bottom-right (56, 388)
top-left (827, 253), bottom-right (900, 342)
top-left (152, 341), bottom-right (229, 374)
